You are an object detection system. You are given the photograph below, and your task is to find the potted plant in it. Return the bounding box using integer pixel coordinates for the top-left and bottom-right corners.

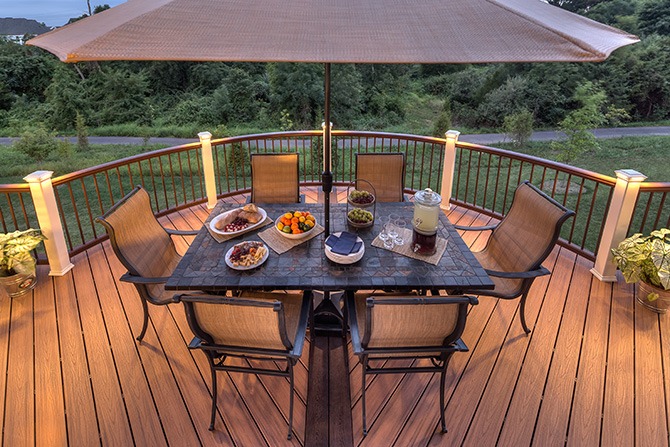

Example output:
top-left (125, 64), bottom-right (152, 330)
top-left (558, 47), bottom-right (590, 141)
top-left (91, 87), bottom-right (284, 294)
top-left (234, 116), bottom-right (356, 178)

top-left (0, 229), bottom-right (46, 298)
top-left (612, 228), bottom-right (670, 313)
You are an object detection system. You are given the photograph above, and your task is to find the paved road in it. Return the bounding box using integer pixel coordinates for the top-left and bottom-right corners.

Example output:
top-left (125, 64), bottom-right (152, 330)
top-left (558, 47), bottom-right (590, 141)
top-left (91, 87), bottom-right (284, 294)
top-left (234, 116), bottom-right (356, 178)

top-left (1, 126), bottom-right (669, 147)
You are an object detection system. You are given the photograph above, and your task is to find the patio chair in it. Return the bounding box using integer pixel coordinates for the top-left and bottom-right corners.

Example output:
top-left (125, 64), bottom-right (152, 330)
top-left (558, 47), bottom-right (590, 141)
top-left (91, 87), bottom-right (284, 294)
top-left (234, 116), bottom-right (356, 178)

top-left (175, 291), bottom-right (313, 439)
top-left (96, 185), bottom-right (198, 342)
top-left (345, 291), bottom-right (477, 435)
top-left (355, 152), bottom-right (406, 202)
top-left (453, 181), bottom-right (575, 334)
top-left (249, 152), bottom-right (303, 203)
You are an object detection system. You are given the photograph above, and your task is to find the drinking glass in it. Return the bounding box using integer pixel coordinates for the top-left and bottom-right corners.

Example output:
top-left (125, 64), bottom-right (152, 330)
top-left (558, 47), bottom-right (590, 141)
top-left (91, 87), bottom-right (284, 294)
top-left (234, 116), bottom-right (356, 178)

top-left (393, 218), bottom-right (406, 246)
top-left (386, 213), bottom-right (400, 240)
top-left (378, 218), bottom-right (394, 249)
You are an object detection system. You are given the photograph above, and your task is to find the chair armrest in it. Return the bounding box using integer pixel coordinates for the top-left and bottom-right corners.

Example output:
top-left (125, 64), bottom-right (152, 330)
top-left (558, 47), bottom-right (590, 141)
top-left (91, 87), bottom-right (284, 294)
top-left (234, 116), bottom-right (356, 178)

top-left (345, 291), bottom-right (364, 354)
top-left (120, 272), bottom-right (170, 284)
top-left (452, 224), bottom-right (498, 232)
top-left (165, 228), bottom-right (199, 236)
top-left (290, 290), bottom-right (313, 358)
top-left (484, 266), bottom-right (550, 279)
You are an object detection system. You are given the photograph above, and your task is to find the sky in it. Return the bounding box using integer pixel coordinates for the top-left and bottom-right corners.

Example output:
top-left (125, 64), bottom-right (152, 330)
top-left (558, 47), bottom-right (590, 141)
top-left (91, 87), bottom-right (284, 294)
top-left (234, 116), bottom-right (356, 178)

top-left (1, 1), bottom-right (126, 27)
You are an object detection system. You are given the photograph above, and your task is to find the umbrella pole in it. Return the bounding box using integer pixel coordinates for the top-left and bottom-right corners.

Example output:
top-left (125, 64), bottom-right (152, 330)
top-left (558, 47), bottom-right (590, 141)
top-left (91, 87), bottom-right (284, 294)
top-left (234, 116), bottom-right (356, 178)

top-left (314, 63), bottom-right (343, 337)
top-left (322, 62), bottom-right (332, 238)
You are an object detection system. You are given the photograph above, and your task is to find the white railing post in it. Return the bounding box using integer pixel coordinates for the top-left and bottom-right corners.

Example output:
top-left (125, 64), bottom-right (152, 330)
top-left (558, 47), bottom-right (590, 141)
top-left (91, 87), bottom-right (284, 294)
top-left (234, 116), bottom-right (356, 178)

top-left (23, 170), bottom-right (74, 276)
top-left (198, 131), bottom-right (217, 209)
top-left (440, 130), bottom-right (460, 210)
top-left (591, 169), bottom-right (647, 282)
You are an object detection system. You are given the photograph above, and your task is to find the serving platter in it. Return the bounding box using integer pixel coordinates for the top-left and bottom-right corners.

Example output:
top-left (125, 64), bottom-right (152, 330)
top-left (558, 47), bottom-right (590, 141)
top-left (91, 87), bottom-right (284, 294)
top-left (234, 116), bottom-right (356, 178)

top-left (225, 241), bottom-right (269, 270)
top-left (209, 207), bottom-right (267, 236)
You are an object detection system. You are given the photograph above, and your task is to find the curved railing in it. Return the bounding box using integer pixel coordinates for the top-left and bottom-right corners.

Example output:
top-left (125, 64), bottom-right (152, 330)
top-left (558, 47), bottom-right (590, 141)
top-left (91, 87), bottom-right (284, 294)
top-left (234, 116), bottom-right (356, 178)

top-left (1, 130), bottom-right (668, 264)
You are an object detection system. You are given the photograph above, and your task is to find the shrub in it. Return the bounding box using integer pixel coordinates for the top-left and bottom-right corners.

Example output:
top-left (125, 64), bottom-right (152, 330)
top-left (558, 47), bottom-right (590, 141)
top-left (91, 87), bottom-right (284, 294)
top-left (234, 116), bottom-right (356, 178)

top-left (432, 97), bottom-right (453, 137)
top-left (503, 109), bottom-right (534, 148)
top-left (76, 112), bottom-right (89, 152)
top-left (13, 127), bottom-right (58, 161)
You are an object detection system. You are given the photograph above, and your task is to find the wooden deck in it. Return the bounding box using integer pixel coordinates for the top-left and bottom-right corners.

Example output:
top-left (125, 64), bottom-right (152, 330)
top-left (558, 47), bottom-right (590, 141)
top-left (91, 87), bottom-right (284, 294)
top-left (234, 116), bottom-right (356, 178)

top-left (1, 187), bottom-right (669, 447)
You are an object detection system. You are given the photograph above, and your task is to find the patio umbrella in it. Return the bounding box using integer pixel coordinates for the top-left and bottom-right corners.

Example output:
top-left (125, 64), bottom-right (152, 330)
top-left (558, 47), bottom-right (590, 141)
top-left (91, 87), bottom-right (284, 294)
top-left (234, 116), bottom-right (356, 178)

top-left (28, 0), bottom-right (638, 236)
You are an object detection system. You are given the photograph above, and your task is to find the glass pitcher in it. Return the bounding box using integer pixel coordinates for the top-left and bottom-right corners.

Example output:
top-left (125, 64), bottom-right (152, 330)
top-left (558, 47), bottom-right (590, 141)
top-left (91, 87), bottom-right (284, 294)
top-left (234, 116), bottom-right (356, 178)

top-left (412, 188), bottom-right (441, 255)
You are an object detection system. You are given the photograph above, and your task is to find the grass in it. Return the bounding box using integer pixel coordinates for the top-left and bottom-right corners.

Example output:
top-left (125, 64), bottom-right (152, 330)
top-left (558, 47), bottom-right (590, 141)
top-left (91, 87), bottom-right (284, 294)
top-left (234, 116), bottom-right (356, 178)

top-left (498, 136), bottom-right (670, 182)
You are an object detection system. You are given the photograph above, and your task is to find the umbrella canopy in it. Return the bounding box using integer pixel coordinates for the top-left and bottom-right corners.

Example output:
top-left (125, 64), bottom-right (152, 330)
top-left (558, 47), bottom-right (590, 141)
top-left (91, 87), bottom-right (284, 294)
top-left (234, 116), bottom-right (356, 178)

top-left (27, 0), bottom-right (638, 237)
top-left (28, 0), bottom-right (637, 64)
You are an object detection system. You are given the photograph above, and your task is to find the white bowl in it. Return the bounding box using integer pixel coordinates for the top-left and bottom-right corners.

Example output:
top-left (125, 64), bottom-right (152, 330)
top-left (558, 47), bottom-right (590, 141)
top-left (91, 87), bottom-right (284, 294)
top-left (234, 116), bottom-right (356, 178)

top-left (325, 232), bottom-right (365, 264)
top-left (275, 214), bottom-right (318, 240)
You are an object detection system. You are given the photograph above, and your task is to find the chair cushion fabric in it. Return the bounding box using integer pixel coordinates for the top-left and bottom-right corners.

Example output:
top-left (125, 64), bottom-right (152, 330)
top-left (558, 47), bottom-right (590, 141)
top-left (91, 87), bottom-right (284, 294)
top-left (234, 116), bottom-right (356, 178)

top-left (194, 291), bottom-right (304, 351)
top-left (356, 153), bottom-right (405, 202)
top-left (251, 153), bottom-right (300, 203)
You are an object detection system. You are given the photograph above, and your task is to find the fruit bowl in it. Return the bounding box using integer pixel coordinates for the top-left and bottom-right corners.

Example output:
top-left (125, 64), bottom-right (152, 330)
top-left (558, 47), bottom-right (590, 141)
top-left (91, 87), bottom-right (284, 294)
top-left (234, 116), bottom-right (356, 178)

top-left (347, 208), bottom-right (374, 229)
top-left (275, 211), bottom-right (318, 240)
top-left (347, 189), bottom-right (375, 208)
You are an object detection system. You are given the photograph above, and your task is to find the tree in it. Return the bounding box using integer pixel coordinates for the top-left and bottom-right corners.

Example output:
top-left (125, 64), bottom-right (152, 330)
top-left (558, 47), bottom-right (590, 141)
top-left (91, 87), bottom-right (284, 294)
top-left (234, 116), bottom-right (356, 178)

top-left (552, 81), bottom-right (608, 162)
top-left (268, 63), bottom-right (323, 128)
top-left (639, 0), bottom-right (670, 37)
top-left (503, 109), bottom-right (534, 148)
top-left (44, 64), bottom-right (85, 130)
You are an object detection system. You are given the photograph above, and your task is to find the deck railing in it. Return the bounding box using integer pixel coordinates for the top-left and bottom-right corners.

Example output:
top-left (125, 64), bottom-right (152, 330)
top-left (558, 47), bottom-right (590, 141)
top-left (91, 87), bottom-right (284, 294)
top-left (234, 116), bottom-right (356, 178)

top-left (1, 130), bottom-right (668, 269)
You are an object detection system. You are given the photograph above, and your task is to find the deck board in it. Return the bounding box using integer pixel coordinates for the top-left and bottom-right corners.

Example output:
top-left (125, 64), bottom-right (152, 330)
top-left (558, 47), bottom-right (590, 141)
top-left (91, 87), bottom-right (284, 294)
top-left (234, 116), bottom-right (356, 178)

top-left (33, 266), bottom-right (67, 447)
top-left (0, 190), bottom-right (668, 446)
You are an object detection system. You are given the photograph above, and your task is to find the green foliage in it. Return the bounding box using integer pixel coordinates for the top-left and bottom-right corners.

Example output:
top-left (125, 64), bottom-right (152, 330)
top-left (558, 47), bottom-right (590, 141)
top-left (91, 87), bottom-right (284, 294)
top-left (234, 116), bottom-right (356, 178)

top-left (13, 126), bottom-right (58, 161)
top-left (0, 229), bottom-right (46, 276)
top-left (612, 228), bottom-right (670, 293)
top-left (432, 97), bottom-right (452, 137)
top-left (88, 68), bottom-right (151, 126)
top-left (586, 0), bottom-right (638, 32)
top-left (477, 76), bottom-right (531, 126)
top-left (76, 112), bottom-right (90, 152)
top-left (56, 139), bottom-right (75, 159)
top-left (269, 63), bottom-right (323, 128)
top-left (638, 0), bottom-right (670, 37)
top-left (45, 65), bottom-right (84, 130)
top-left (551, 82), bottom-right (607, 162)
top-left (503, 109), bottom-right (534, 148)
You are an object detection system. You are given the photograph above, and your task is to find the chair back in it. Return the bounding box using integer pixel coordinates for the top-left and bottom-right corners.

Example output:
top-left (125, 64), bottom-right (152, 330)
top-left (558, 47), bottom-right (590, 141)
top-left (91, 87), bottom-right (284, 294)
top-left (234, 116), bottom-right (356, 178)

top-left (251, 153), bottom-right (300, 203)
top-left (181, 294), bottom-right (295, 352)
top-left (96, 186), bottom-right (180, 283)
top-left (355, 153), bottom-right (405, 202)
top-left (485, 181), bottom-right (575, 286)
top-left (360, 296), bottom-right (472, 350)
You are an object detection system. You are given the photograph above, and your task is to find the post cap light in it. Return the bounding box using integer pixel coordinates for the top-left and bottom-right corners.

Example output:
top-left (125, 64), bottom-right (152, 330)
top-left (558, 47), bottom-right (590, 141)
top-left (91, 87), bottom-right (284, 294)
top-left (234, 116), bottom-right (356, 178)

top-left (198, 131), bottom-right (212, 141)
top-left (615, 169), bottom-right (647, 183)
top-left (23, 170), bottom-right (54, 183)
top-left (445, 130), bottom-right (460, 141)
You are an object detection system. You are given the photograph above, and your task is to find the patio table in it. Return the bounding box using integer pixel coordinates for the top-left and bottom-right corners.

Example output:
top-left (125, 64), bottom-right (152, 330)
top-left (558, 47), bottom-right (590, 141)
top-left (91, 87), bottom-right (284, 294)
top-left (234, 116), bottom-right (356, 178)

top-left (165, 202), bottom-right (494, 293)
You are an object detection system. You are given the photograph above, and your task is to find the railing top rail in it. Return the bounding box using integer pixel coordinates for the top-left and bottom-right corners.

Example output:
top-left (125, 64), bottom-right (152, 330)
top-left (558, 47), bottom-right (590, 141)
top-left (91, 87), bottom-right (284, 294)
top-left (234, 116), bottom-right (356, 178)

top-left (639, 182), bottom-right (670, 191)
top-left (332, 130), bottom-right (446, 145)
top-left (211, 130), bottom-right (321, 145)
top-left (0, 183), bottom-right (30, 192)
top-left (456, 140), bottom-right (617, 186)
top-left (51, 141), bottom-right (203, 186)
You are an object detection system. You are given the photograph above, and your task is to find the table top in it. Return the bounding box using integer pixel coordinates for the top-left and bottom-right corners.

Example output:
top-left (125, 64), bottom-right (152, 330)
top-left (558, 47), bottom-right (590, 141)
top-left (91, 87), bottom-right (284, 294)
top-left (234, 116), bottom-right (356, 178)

top-left (166, 202), bottom-right (494, 293)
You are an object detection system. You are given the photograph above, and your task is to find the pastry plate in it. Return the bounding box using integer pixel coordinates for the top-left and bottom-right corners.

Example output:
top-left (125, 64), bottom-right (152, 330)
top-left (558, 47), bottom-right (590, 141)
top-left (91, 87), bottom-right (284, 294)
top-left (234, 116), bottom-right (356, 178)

top-left (210, 207), bottom-right (267, 236)
top-left (225, 241), bottom-right (269, 270)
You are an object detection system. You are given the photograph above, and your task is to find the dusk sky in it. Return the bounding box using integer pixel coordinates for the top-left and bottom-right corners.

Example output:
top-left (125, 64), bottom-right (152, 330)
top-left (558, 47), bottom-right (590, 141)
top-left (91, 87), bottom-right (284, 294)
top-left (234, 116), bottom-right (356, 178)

top-left (1, 1), bottom-right (126, 27)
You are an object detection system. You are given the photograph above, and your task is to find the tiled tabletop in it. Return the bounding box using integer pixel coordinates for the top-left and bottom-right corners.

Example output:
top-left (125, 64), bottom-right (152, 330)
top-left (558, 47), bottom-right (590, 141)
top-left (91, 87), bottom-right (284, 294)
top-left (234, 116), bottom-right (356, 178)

top-left (166, 202), bottom-right (494, 293)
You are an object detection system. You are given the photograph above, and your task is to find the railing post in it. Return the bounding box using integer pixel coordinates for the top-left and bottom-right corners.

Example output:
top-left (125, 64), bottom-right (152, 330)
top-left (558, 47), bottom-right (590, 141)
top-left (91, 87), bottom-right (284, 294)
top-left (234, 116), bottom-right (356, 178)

top-left (23, 171), bottom-right (74, 276)
top-left (440, 130), bottom-right (460, 210)
top-left (591, 169), bottom-right (647, 282)
top-left (198, 131), bottom-right (217, 209)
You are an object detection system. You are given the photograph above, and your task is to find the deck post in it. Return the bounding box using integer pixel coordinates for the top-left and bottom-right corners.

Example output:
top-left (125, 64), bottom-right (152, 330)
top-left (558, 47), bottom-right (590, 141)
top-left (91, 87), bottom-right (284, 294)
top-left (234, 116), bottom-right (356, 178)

top-left (440, 130), bottom-right (460, 210)
top-left (23, 170), bottom-right (74, 276)
top-left (591, 169), bottom-right (647, 282)
top-left (198, 132), bottom-right (218, 209)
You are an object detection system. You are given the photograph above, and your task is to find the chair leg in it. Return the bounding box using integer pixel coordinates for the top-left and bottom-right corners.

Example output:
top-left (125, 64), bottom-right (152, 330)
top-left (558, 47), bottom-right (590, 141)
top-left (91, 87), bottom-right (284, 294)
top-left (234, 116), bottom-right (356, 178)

top-left (208, 357), bottom-right (218, 431)
top-left (287, 361), bottom-right (295, 440)
top-left (136, 297), bottom-right (149, 342)
top-left (361, 356), bottom-right (368, 436)
top-left (439, 366), bottom-right (447, 433)
top-left (519, 292), bottom-right (531, 334)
